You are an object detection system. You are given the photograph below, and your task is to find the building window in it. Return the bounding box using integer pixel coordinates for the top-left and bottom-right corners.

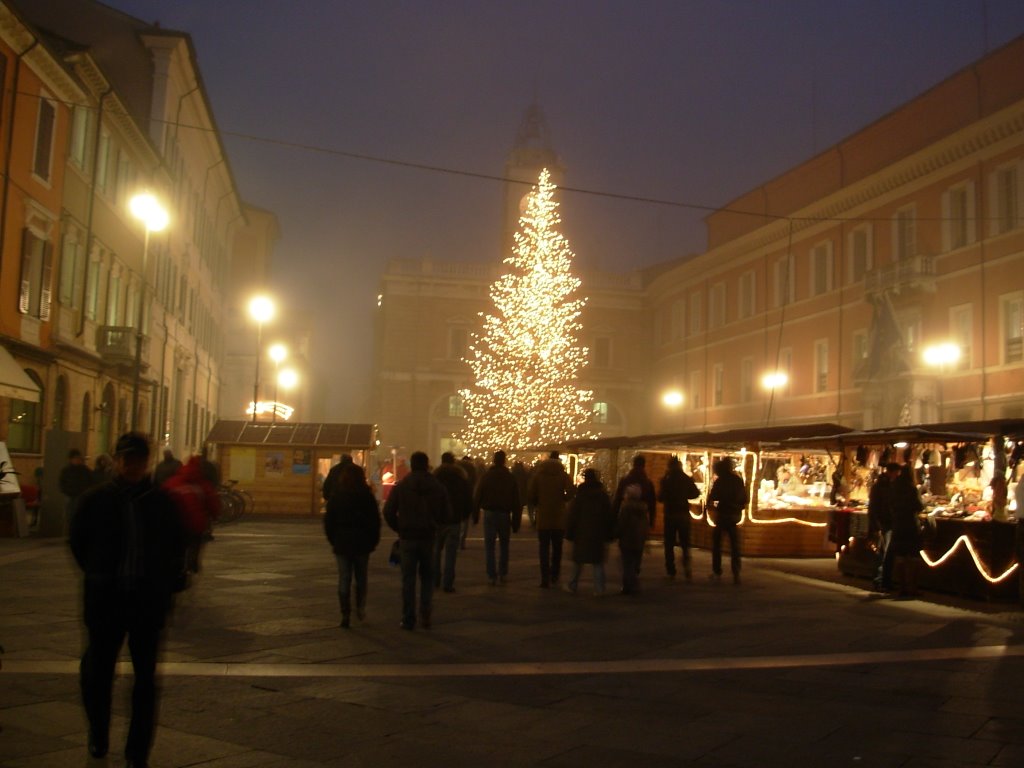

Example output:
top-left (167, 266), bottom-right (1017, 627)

top-left (106, 269), bottom-right (121, 325)
top-left (943, 183), bottom-right (975, 251)
top-left (670, 298), bottom-right (685, 342)
top-left (814, 340), bottom-right (829, 393)
top-left (994, 165), bottom-right (1020, 234)
top-left (32, 97), bottom-right (56, 182)
top-left (1002, 293), bottom-right (1023, 364)
top-left (848, 226), bottom-right (872, 284)
top-left (58, 230), bottom-right (86, 308)
top-left (950, 304), bottom-right (972, 370)
top-left (740, 357), bottom-right (753, 403)
top-left (447, 327), bottom-right (467, 360)
top-left (689, 370), bottom-right (702, 411)
top-left (738, 271), bottom-right (756, 319)
top-left (689, 291), bottom-right (702, 335)
top-left (852, 330), bottom-right (869, 370)
top-left (712, 364), bottom-right (724, 406)
top-left (894, 206), bottom-right (916, 261)
top-left (592, 336), bottom-right (611, 368)
top-left (592, 401), bottom-right (608, 424)
top-left (96, 131), bottom-right (111, 192)
top-left (709, 282), bottom-right (726, 329)
top-left (7, 370), bottom-right (44, 453)
top-left (810, 241), bottom-right (833, 296)
top-left (447, 394), bottom-right (464, 418)
top-left (70, 105), bottom-right (91, 170)
top-left (18, 228), bottom-right (53, 319)
top-left (773, 255), bottom-right (794, 307)
top-left (85, 250), bottom-right (102, 321)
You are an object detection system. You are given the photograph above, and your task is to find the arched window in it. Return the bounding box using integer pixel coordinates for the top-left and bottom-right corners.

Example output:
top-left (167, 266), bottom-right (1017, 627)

top-left (7, 369), bottom-right (44, 452)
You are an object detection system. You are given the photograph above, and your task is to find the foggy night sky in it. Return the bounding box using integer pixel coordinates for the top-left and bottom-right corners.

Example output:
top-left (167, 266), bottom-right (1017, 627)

top-left (105, 0), bottom-right (1024, 421)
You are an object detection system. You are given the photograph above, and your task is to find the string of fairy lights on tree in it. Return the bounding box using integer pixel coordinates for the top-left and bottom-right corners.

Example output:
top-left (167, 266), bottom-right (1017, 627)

top-left (458, 169), bottom-right (594, 454)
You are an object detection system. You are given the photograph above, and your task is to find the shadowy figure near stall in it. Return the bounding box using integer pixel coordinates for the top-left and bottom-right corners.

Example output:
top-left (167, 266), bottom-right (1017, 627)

top-left (658, 456), bottom-right (700, 581)
top-left (708, 457), bottom-right (748, 585)
top-left (868, 463), bottom-right (900, 592)
top-left (69, 432), bottom-right (186, 768)
top-left (890, 465), bottom-right (925, 599)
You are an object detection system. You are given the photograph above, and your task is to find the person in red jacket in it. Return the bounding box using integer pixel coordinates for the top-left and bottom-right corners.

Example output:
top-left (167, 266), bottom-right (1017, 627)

top-left (164, 456), bottom-right (220, 574)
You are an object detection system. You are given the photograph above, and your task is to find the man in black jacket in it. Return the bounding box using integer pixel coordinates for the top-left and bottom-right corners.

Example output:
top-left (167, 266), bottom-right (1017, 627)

top-left (474, 450), bottom-right (521, 586)
top-left (69, 432), bottom-right (186, 768)
top-left (658, 456), bottom-right (701, 581)
top-left (433, 452), bottom-right (472, 593)
top-left (707, 457), bottom-right (748, 585)
top-left (383, 451), bottom-right (450, 630)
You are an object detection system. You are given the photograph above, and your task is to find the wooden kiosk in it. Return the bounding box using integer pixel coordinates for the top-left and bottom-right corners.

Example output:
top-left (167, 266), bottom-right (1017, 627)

top-left (205, 421), bottom-right (376, 516)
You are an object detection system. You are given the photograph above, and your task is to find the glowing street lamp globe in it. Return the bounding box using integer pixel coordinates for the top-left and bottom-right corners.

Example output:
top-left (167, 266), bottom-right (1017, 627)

top-left (278, 368), bottom-right (298, 390)
top-left (661, 389), bottom-right (684, 408)
top-left (761, 371), bottom-right (788, 390)
top-left (249, 295), bottom-right (275, 324)
top-left (923, 343), bottom-right (961, 368)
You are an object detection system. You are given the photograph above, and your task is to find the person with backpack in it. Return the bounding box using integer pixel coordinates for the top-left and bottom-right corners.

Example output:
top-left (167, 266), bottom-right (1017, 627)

top-left (658, 456), bottom-right (701, 581)
top-left (324, 463), bottom-right (381, 627)
top-left (615, 484), bottom-right (650, 595)
top-left (707, 457), bottom-right (749, 584)
top-left (383, 451), bottom-right (450, 630)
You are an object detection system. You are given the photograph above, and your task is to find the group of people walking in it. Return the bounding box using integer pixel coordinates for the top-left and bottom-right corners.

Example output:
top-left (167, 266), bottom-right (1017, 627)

top-left (321, 448), bottom-right (751, 631)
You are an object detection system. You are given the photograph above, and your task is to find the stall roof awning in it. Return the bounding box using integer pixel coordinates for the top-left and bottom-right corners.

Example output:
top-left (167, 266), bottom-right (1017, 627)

top-left (206, 421), bottom-right (376, 448)
top-left (776, 425), bottom-right (998, 448)
top-left (0, 346), bottom-right (39, 402)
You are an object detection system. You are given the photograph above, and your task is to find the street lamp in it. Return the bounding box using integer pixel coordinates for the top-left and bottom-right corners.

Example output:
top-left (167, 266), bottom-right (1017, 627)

top-left (268, 343), bottom-right (287, 423)
top-left (128, 192), bottom-right (169, 432)
top-left (922, 342), bottom-right (961, 422)
top-left (278, 367), bottom-right (298, 421)
top-left (661, 389), bottom-right (684, 408)
top-left (248, 295), bottom-right (274, 424)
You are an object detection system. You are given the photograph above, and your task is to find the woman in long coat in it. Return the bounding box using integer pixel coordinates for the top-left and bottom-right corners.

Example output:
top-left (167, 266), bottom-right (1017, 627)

top-left (324, 463), bottom-right (381, 627)
top-left (565, 469), bottom-right (613, 595)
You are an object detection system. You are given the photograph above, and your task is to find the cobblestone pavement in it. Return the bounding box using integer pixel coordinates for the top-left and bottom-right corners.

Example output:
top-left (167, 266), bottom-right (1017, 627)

top-left (2, 519), bottom-right (1024, 767)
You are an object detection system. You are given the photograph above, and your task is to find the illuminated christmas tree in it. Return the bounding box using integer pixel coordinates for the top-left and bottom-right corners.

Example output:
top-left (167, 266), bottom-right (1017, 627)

top-left (459, 168), bottom-right (593, 453)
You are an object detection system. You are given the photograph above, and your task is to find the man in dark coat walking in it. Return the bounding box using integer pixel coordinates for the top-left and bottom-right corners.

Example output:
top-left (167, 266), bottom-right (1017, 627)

top-left (69, 432), bottom-right (186, 767)
top-left (383, 451), bottom-right (450, 630)
top-left (433, 452), bottom-right (472, 592)
top-left (59, 448), bottom-right (94, 531)
top-left (474, 450), bottom-right (520, 586)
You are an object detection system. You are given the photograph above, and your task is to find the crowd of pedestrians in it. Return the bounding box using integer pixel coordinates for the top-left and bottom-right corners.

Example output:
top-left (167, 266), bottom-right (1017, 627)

top-left (60, 429), bottom-right (935, 767)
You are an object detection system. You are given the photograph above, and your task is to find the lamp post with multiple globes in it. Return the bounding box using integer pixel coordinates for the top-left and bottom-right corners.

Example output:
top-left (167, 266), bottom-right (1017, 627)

top-left (248, 295), bottom-right (275, 424)
top-left (128, 193), bottom-right (169, 432)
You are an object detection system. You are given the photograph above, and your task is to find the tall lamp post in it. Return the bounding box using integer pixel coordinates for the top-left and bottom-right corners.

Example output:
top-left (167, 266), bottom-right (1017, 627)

top-left (248, 295), bottom-right (275, 423)
top-left (922, 342), bottom-right (961, 423)
top-left (268, 343), bottom-right (287, 423)
top-left (761, 370), bottom-right (788, 425)
top-left (128, 193), bottom-right (169, 432)
top-left (277, 367), bottom-right (298, 421)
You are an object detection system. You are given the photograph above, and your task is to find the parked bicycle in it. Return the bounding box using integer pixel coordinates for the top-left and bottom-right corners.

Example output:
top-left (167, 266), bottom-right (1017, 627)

top-left (216, 479), bottom-right (254, 524)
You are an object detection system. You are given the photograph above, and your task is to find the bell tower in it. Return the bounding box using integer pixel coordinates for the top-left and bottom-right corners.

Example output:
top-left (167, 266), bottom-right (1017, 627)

top-left (501, 102), bottom-right (564, 258)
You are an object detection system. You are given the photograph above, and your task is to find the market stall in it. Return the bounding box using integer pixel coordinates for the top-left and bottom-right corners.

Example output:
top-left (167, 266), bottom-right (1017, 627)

top-left (804, 420), bottom-right (1024, 600)
top-left (205, 421), bottom-right (376, 516)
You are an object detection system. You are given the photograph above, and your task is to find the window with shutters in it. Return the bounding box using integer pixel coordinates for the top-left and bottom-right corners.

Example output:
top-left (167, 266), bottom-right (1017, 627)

top-left (18, 229), bottom-right (53, 319)
top-left (950, 304), bottom-right (973, 370)
top-left (709, 282), bottom-right (726, 329)
top-left (58, 230), bottom-right (86, 308)
top-left (810, 241), bottom-right (833, 296)
top-left (740, 357), bottom-right (753, 403)
top-left (814, 340), bottom-right (829, 393)
top-left (773, 255), bottom-right (795, 307)
top-left (689, 291), bottom-right (702, 335)
top-left (713, 364), bottom-right (724, 406)
top-left (738, 271), bottom-right (756, 319)
top-left (32, 97), bottom-right (56, 182)
top-left (943, 183), bottom-right (975, 250)
top-left (70, 105), bottom-right (91, 170)
top-left (994, 165), bottom-right (1020, 234)
top-left (689, 369), bottom-right (702, 411)
top-left (894, 207), bottom-right (916, 261)
top-left (848, 226), bottom-right (872, 284)
top-left (1001, 293), bottom-right (1023, 364)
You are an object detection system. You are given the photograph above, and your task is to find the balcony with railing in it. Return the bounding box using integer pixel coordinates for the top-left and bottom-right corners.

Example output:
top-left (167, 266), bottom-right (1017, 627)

top-left (864, 255), bottom-right (936, 299)
top-left (96, 326), bottom-right (149, 368)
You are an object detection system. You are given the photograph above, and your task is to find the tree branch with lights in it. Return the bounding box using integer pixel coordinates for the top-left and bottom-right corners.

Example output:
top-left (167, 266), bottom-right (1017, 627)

top-left (458, 169), bottom-right (594, 454)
